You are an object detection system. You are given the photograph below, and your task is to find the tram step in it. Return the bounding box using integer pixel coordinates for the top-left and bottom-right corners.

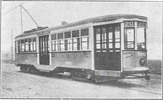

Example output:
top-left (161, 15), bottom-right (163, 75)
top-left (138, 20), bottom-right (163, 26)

top-left (94, 76), bottom-right (120, 83)
top-left (38, 69), bottom-right (51, 72)
top-left (36, 65), bottom-right (54, 72)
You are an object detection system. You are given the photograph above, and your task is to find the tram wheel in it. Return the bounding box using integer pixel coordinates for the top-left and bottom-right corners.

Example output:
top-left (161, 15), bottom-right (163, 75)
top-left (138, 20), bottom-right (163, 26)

top-left (20, 66), bottom-right (24, 71)
top-left (24, 66), bottom-right (30, 73)
top-left (20, 65), bottom-right (27, 72)
top-left (29, 67), bottom-right (39, 74)
top-left (86, 73), bottom-right (92, 80)
top-left (145, 75), bottom-right (150, 80)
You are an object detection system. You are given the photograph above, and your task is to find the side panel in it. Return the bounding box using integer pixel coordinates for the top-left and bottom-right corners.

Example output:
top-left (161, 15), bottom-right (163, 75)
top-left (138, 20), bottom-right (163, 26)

top-left (15, 53), bottom-right (38, 65)
top-left (51, 51), bottom-right (92, 69)
top-left (122, 50), bottom-right (147, 71)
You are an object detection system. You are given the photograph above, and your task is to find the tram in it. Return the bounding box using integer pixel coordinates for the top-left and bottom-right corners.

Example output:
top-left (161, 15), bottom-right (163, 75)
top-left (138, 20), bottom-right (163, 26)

top-left (15, 14), bottom-right (150, 82)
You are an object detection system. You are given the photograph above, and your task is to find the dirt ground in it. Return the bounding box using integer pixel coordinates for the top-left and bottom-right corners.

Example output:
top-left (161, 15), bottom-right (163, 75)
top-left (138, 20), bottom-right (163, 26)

top-left (0, 63), bottom-right (162, 99)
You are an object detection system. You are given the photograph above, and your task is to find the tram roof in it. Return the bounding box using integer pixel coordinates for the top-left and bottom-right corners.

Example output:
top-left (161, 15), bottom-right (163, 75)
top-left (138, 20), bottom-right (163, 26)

top-left (15, 14), bottom-right (147, 39)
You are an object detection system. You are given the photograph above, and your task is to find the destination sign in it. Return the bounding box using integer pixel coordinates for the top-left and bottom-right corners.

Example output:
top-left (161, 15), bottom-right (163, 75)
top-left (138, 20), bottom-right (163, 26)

top-left (124, 21), bottom-right (135, 27)
top-left (137, 21), bottom-right (147, 27)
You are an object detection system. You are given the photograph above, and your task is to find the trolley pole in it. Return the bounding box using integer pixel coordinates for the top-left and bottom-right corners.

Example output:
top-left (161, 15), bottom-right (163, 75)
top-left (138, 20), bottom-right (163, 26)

top-left (10, 29), bottom-right (13, 63)
top-left (20, 5), bottom-right (23, 34)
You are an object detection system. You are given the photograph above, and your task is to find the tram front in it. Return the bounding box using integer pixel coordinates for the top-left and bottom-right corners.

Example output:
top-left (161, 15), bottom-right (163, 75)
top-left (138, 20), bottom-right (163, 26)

top-left (121, 21), bottom-right (150, 80)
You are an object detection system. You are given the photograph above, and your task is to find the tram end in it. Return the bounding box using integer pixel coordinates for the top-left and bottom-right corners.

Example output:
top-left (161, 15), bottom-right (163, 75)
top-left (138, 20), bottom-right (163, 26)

top-left (120, 67), bottom-right (150, 81)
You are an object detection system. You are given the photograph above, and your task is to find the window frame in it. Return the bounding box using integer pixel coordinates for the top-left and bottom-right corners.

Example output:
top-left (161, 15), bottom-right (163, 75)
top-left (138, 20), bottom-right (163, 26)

top-left (51, 34), bottom-right (57, 51)
top-left (124, 27), bottom-right (135, 49)
top-left (137, 26), bottom-right (147, 50)
top-left (51, 28), bottom-right (90, 52)
top-left (64, 31), bottom-right (72, 51)
top-left (16, 37), bottom-right (37, 53)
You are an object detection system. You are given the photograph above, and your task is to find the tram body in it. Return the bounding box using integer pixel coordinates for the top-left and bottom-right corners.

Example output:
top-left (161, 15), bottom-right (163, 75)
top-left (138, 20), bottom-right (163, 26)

top-left (15, 14), bottom-right (149, 82)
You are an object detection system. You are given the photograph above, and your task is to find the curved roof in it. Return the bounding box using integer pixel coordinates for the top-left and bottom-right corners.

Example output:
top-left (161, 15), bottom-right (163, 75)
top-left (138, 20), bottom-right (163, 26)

top-left (15, 14), bottom-right (147, 39)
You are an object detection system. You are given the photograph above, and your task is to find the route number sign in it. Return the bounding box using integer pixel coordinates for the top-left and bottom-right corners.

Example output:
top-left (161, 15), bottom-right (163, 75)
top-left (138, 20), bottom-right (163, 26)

top-left (124, 21), bottom-right (135, 27)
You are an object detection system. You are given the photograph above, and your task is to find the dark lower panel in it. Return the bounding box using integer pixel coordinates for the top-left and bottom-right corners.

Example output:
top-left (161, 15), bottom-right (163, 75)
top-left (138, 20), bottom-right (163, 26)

top-left (95, 52), bottom-right (121, 71)
top-left (95, 52), bottom-right (107, 70)
top-left (39, 52), bottom-right (49, 65)
top-left (108, 52), bottom-right (121, 71)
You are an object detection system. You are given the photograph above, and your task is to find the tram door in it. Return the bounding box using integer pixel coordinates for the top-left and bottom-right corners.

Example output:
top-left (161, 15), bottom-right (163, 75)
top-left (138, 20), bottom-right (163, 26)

top-left (94, 24), bottom-right (121, 71)
top-left (39, 35), bottom-right (49, 65)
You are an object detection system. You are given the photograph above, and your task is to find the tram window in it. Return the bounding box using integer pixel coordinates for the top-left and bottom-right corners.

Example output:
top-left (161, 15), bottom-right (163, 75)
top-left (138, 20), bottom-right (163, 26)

top-left (64, 39), bottom-right (72, 51)
top-left (58, 40), bottom-right (61, 51)
top-left (125, 28), bottom-right (135, 49)
top-left (42, 38), bottom-right (45, 52)
top-left (18, 40), bottom-right (21, 52)
top-left (72, 39), bottom-right (77, 50)
top-left (58, 33), bottom-right (63, 39)
top-left (68, 39), bottom-right (72, 51)
top-left (102, 28), bottom-right (106, 42)
top-left (82, 37), bottom-right (89, 50)
top-left (137, 22), bottom-right (147, 27)
top-left (64, 32), bottom-right (71, 38)
top-left (77, 39), bottom-right (80, 50)
top-left (72, 30), bottom-right (79, 37)
top-left (17, 38), bottom-right (37, 53)
top-left (81, 28), bottom-right (89, 50)
top-left (137, 28), bottom-right (146, 50)
top-left (102, 43), bottom-right (106, 49)
top-left (72, 38), bottom-right (80, 50)
top-left (115, 43), bottom-right (120, 48)
top-left (102, 50), bottom-right (106, 52)
top-left (108, 27), bottom-right (113, 50)
top-left (52, 34), bottom-right (57, 40)
top-left (65, 32), bottom-right (71, 38)
top-left (52, 34), bottom-right (57, 51)
top-left (102, 28), bottom-right (106, 49)
top-left (115, 26), bottom-right (120, 49)
top-left (96, 44), bottom-right (101, 49)
top-left (96, 28), bottom-right (100, 41)
top-left (137, 28), bottom-right (145, 42)
top-left (57, 40), bottom-right (64, 51)
top-left (30, 39), bottom-right (33, 52)
top-left (115, 50), bottom-right (120, 52)
top-left (108, 27), bottom-right (113, 42)
top-left (52, 40), bottom-right (57, 51)
top-left (15, 41), bottom-right (17, 53)
top-left (33, 38), bottom-right (37, 51)
top-left (54, 41), bottom-right (57, 51)
top-left (115, 26), bottom-right (120, 42)
top-left (28, 39), bottom-right (31, 52)
top-left (109, 50), bottom-right (113, 52)
top-left (65, 40), bottom-right (68, 51)
top-left (61, 40), bottom-right (64, 51)
top-left (25, 39), bottom-right (29, 52)
top-left (96, 28), bottom-right (101, 49)
top-left (82, 42), bottom-right (87, 50)
top-left (81, 28), bottom-right (89, 36)
top-left (21, 40), bottom-right (25, 52)
top-left (45, 37), bottom-right (48, 50)
top-left (109, 33), bottom-right (113, 42)
top-left (109, 43), bottom-right (113, 48)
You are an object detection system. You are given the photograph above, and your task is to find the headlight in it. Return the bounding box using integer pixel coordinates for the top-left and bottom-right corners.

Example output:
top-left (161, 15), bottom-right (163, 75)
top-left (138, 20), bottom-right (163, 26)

top-left (139, 58), bottom-right (145, 66)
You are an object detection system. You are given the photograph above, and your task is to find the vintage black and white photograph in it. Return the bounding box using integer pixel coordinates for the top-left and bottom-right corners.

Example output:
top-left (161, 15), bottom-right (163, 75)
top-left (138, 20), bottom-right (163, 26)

top-left (1, 1), bottom-right (162, 99)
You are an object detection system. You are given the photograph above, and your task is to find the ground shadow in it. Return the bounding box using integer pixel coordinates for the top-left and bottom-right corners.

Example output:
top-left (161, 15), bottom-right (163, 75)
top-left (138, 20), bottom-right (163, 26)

top-left (17, 70), bottom-right (145, 89)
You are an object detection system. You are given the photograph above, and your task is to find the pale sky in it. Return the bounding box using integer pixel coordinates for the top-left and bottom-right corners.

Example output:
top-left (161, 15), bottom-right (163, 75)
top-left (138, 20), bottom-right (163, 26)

top-left (1, 1), bottom-right (162, 60)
